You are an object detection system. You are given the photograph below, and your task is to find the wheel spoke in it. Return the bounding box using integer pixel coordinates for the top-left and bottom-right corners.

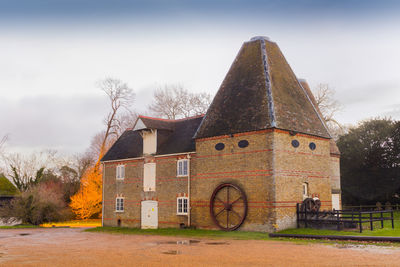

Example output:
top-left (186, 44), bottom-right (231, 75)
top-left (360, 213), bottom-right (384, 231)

top-left (231, 196), bottom-right (242, 206)
top-left (227, 186), bottom-right (230, 204)
top-left (230, 209), bottom-right (243, 220)
top-left (226, 209), bottom-right (229, 228)
top-left (215, 196), bottom-right (225, 205)
top-left (215, 208), bottom-right (226, 218)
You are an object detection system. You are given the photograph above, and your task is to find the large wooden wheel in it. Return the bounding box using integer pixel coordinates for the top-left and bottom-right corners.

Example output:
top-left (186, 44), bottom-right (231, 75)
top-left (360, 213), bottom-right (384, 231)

top-left (210, 183), bottom-right (248, 231)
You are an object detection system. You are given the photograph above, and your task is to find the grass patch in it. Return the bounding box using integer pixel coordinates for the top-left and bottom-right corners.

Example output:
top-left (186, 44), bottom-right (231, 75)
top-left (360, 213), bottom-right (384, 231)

top-left (279, 211), bottom-right (400, 237)
top-left (0, 224), bottom-right (40, 229)
top-left (86, 227), bottom-right (271, 240)
top-left (41, 219), bottom-right (101, 228)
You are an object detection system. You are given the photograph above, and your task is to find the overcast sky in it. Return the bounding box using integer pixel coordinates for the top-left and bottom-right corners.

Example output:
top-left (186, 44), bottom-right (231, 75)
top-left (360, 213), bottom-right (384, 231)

top-left (1, 0), bottom-right (400, 155)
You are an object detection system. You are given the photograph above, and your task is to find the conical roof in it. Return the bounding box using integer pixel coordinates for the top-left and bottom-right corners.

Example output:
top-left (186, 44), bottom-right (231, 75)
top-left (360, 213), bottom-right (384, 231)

top-left (195, 37), bottom-right (330, 139)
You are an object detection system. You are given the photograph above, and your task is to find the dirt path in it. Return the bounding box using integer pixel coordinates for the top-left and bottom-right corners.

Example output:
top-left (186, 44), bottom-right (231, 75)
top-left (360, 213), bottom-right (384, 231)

top-left (1, 228), bottom-right (400, 266)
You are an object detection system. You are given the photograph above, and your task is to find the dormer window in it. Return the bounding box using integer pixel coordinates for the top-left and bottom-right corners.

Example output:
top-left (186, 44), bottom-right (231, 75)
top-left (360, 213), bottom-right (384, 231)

top-left (142, 129), bottom-right (157, 155)
top-left (177, 159), bottom-right (188, 176)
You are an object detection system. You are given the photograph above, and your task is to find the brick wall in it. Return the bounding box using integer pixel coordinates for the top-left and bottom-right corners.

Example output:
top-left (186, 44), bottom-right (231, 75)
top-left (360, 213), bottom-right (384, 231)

top-left (273, 130), bottom-right (332, 230)
top-left (103, 159), bottom-right (143, 227)
top-left (192, 131), bottom-right (275, 232)
top-left (103, 154), bottom-right (194, 228)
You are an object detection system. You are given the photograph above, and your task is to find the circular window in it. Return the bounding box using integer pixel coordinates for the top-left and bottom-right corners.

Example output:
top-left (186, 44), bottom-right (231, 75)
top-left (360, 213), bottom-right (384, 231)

top-left (215, 143), bottom-right (225, 151)
top-left (238, 140), bottom-right (249, 148)
top-left (291, 140), bottom-right (300, 148)
top-left (309, 142), bottom-right (316, 150)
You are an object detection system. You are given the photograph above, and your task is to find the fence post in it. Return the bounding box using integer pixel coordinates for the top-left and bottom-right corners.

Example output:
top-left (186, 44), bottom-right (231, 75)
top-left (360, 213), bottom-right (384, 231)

top-left (296, 203), bottom-right (300, 228)
top-left (370, 213), bottom-right (373, 231)
top-left (391, 210), bottom-right (394, 229)
top-left (337, 209), bottom-right (340, 230)
top-left (304, 207), bottom-right (308, 228)
top-left (359, 212), bottom-right (362, 233)
top-left (380, 211), bottom-right (384, 228)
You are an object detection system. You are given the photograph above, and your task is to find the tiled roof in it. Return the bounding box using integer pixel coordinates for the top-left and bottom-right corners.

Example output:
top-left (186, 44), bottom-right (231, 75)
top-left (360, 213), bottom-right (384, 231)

top-left (101, 115), bottom-right (203, 161)
top-left (194, 37), bottom-right (331, 139)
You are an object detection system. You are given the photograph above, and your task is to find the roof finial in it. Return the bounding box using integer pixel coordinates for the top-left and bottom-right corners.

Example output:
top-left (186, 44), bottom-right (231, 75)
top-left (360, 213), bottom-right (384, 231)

top-left (250, 36), bottom-right (271, 42)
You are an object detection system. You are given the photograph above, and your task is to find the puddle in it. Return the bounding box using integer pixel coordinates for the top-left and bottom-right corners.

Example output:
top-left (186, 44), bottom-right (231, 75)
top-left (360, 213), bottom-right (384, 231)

top-left (19, 233), bottom-right (30, 236)
top-left (162, 250), bottom-right (180, 255)
top-left (335, 244), bottom-right (396, 254)
top-left (156, 240), bottom-right (200, 245)
top-left (205, 242), bottom-right (229, 245)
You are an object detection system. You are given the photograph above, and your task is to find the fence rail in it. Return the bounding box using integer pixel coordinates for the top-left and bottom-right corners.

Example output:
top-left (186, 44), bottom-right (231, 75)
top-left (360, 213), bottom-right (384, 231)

top-left (296, 203), bottom-right (395, 233)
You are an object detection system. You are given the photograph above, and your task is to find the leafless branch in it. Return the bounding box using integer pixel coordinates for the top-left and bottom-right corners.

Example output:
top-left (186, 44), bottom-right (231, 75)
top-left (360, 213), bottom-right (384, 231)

top-left (148, 84), bottom-right (211, 119)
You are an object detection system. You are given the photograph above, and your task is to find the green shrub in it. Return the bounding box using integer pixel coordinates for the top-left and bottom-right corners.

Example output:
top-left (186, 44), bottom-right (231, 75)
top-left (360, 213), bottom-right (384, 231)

top-left (0, 181), bottom-right (72, 225)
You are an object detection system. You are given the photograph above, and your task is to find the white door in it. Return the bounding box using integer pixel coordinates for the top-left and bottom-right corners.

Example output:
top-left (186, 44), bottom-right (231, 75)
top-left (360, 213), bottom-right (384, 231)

top-left (141, 200), bottom-right (158, 229)
top-left (332, 194), bottom-right (340, 210)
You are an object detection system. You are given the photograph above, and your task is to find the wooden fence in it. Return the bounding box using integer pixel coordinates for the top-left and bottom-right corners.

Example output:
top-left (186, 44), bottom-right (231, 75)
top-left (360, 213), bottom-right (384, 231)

top-left (296, 204), bottom-right (395, 233)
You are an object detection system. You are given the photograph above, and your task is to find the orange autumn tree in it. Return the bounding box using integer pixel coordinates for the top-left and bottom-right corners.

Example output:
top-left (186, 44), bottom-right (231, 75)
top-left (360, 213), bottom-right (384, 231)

top-left (70, 78), bottom-right (135, 220)
top-left (69, 162), bottom-right (103, 220)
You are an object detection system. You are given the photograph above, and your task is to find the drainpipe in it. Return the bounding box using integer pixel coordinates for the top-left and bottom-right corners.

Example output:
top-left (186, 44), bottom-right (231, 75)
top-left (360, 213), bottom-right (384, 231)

top-left (187, 154), bottom-right (191, 227)
top-left (101, 162), bottom-right (105, 227)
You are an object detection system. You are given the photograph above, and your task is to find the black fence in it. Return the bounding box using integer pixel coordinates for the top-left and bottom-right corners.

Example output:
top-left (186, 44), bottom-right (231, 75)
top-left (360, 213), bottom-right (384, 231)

top-left (296, 203), bottom-right (395, 233)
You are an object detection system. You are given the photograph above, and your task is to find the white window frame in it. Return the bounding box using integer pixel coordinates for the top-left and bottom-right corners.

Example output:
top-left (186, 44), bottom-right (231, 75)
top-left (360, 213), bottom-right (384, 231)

top-left (116, 197), bottom-right (124, 212)
top-left (302, 182), bottom-right (308, 200)
top-left (177, 197), bottom-right (188, 215)
top-left (177, 159), bottom-right (189, 177)
top-left (116, 164), bottom-right (125, 180)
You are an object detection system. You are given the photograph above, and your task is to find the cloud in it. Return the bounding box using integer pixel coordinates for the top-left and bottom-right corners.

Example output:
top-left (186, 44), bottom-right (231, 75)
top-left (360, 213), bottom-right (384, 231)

top-left (0, 95), bottom-right (107, 154)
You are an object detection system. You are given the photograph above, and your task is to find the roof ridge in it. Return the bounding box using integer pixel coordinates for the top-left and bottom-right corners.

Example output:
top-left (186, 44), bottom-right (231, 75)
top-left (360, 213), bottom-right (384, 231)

top-left (139, 114), bottom-right (204, 122)
top-left (138, 115), bottom-right (175, 122)
top-left (260, 38), bottom-right (276, 128)
top-left (297, 80), bottom-right (331, 138)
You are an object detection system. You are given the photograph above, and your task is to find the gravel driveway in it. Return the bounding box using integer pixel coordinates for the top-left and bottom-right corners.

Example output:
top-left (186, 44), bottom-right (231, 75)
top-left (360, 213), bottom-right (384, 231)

top-left (1, 228), bottom-right (400, 266)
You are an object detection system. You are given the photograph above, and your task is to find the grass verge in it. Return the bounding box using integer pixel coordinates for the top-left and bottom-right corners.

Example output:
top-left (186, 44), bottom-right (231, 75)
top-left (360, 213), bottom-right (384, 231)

top-left (41, 219), bottom-right (101, 228)
top-left (0, 224), bottom-right (40, 229)
top-left (86, 227), bottom-right (270, 240)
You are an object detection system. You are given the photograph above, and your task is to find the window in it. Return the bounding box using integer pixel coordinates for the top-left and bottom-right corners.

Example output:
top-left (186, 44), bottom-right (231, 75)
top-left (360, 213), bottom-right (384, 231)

top-left (177, 197), bottom-right (188, 215)
top-left (177, 159), bottom-right (189, 176)
top-left (116, 197), bottom-right (124, 212)
top-left (215, 143), bottom-right (225, 151)
top-left (291, 140), bottom-right (300, 148)
top-left (238, 140), bottom-right (249, 148)
top-left (302, 183), bottom-right (308, 200)
top-left (116, 165), bottom-right (125, 179)
top-left (309, 142), bottom-right (316, 150)
top-left (144, 163), bottom-right (156, 191)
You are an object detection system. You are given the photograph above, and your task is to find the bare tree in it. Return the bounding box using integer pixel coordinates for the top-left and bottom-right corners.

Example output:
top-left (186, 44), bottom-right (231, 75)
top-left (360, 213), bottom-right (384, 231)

top-left (97, 78), bottom-right (135, 157)
top-left (0, 135), bottom-right (7, 154)
top-left (149, 85), bottom-right (211, 119)
top-left (0, 135), bottom-right (8, 174)
top-left (4, 150), bottom-right (58, 191)
top-left (313, 83), bottom-right (343, 138)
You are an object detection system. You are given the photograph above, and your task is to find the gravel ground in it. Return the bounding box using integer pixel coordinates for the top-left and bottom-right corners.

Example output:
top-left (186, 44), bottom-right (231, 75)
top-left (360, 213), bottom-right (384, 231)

top-left (1, 228), bottom-right (400, 266)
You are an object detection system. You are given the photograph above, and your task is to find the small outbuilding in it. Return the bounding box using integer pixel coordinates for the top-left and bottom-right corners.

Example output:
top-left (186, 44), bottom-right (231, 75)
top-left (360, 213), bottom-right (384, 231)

top-left (0, 175), bottom-right (18, 207)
